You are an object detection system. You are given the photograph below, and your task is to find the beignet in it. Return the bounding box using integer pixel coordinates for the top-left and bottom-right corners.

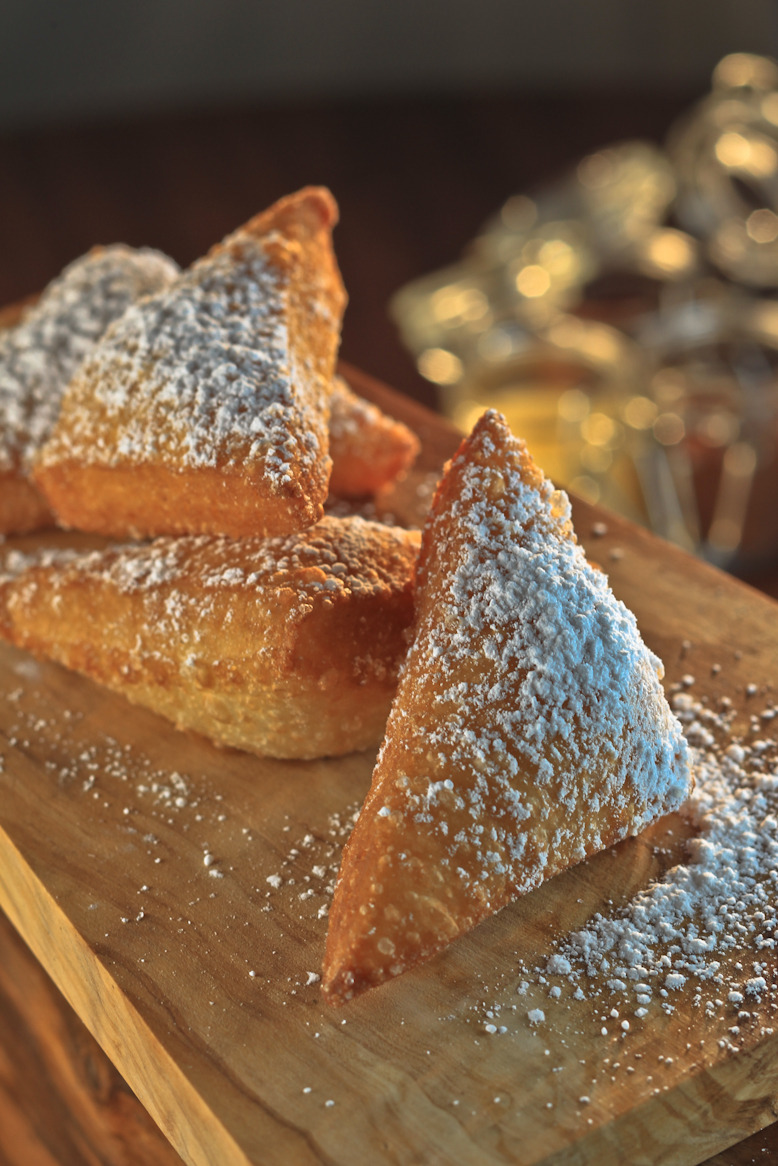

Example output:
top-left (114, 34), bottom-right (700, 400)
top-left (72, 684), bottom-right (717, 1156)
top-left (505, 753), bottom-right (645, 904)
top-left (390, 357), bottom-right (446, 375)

top-left (322, 410), bottom-right (693, 1003)
top-left (0, 516), bottom-right (419, 760)
top-left (34, 188), bottom-right (347, 540)
top-left (0, 246), bottom-right (179, 535)
top-left (328, 375), bottom-right (420, 498)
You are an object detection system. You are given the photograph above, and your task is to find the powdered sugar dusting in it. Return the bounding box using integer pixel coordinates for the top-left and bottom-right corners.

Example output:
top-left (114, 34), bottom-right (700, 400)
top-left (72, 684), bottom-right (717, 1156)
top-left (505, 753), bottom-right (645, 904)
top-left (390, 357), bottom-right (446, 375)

top-left (0, 246), bottom-right (179, 473)
top-left (260, 807), bottom-right (360, 922)
top-left (14, 515), bottom-right (419, 625)
top-left (0, 545), bottom-right (82, 585)
top-left (526, 678), bottom-right (778, 1030)
top-left (39, 216), bottom-right (340, 490)
top-left (390, 412), bottom-right (691, 895)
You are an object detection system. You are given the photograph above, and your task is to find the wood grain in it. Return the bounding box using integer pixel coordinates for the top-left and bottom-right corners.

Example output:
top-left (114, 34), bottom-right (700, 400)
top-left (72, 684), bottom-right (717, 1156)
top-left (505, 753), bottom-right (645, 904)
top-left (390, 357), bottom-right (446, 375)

top-left (2, 370), bottom-right (778, 1165)
top-left (0, 909), bottom-right (183, 1166)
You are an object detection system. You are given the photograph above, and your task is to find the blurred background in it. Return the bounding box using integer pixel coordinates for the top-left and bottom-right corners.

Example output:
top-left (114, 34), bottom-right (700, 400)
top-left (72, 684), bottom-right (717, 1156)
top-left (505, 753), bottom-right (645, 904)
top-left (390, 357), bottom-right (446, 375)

top-left (0, 1), bottom-right (773, 127)
top-left (4, 0), bottom-right (778, 585)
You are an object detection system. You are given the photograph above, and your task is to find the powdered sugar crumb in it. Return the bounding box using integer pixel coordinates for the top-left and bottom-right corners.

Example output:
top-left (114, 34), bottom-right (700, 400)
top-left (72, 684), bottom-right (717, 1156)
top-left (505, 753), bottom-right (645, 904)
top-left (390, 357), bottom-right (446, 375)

top-left (261, 806), bottom-right (360, 921)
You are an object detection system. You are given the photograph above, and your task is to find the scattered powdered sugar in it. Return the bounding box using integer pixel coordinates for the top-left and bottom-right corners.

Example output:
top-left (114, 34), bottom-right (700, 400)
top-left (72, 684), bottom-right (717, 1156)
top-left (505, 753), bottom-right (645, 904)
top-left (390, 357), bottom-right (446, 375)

top-left (260, 807), bottom-right (360, 922)
top-left (0, 245), bottom-right (179, 472)
top-left (524, 679), bottom-right (778, 1031)
top-left (320, 411), bottom-right (695, 1001)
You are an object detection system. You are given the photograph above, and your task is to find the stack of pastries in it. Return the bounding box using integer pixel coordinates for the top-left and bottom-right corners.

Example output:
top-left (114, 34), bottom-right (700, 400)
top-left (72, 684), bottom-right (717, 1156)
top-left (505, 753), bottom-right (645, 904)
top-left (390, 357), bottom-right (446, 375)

top-left (0, 187), bottom-right (422, 760)
top-left (0, 188), bottom-right (693, 1000)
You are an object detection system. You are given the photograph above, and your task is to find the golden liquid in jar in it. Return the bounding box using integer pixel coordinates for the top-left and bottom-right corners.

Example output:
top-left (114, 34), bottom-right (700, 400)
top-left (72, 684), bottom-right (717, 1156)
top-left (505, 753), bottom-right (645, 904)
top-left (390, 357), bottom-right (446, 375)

top-left (442, 364), bottom-right (647, 522)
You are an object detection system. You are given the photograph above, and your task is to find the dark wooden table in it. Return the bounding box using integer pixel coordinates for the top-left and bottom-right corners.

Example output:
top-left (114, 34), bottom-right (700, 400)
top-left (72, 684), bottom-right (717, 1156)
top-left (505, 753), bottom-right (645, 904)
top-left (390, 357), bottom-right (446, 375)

top-left (1, 90), bottom-right (776, 1165)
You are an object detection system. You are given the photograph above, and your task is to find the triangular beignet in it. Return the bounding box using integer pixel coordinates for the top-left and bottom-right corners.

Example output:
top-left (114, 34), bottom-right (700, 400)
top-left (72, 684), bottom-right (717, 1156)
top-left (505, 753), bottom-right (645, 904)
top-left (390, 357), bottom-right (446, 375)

top-left (0, 516), bottom-right (419, 760)
top-left (322, 410), bottom-right (692, 1003)
top-left (34, 187), bottom-right (347, 539)
top-left (0, 245), bottom-right (179, 535)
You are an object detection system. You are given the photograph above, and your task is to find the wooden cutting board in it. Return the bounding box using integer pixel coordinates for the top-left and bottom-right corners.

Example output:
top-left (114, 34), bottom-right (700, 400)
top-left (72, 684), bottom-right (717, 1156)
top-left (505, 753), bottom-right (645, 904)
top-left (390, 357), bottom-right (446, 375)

top-left (2, 364), bottom-right (778, 1166)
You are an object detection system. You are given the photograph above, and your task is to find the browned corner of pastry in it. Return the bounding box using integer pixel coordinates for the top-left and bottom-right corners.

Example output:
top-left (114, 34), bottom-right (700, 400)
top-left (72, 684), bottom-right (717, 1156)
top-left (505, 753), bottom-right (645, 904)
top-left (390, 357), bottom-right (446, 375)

top-left (321, 408), bottom-right (693, 1005)
top-left (327, 375), bottom-right (421, 499)
top-left (239, 186), bottom-right (341, 243)
top-left (219, 187), bottom-right (346, 316)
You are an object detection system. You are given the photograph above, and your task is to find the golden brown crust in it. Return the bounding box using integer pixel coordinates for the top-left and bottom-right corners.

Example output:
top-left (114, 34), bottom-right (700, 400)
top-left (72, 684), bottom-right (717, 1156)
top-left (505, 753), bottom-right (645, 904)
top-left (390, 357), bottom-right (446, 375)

top-left (321, 411), bottom-right (692, 1004)
top-left (0, 471), bottom-right (56, 535)
top-left (0, 299), bottom-right (35, 330)
top-left (34, 188), bottom-right (347, 539)
top-left (0, 516), bottom-right (419, 760)
top-left (328, 376), bottom-right (420, 498)
top-left (34, 460), bottom-right (320, 541)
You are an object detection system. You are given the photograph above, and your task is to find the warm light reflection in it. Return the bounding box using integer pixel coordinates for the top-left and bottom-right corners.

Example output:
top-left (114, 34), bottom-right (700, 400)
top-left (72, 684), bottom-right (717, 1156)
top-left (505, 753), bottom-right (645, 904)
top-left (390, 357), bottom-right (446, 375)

top-left (653, 413), bottom-right (686, 446)
top-left (623, 396), bottom-right (658, 430)
top-left (417, 348), bottom-right (463, 385)
top-left (515, 264), bottom-right (551, 298)
top-left (430, 285), bottom-right (488, 323)
top-left (642, 229), bottom-right (696, 275)
top-left (713, 52), bottom-right (778, 92)
top-left (548, 318), bottom-right (625, 369)
top-left (538, 238), bottom-right (576, 277)
top-left (390, 52), bottom-right (778, 569)
top-left (715, 131), bottom-right (752, 167)
top-left (714, 131), bottom-right (777, 178)
top-left (581, 412), bottom-right (619, 447)
top-left (746, 207), bottom-right (778, 242)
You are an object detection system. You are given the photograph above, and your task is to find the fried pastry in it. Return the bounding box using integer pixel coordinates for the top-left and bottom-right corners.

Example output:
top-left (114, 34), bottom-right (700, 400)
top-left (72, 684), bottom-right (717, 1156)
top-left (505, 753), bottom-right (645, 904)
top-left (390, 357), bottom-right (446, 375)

top-left (322, 410), bottom-right (693, 1003)
top-left (328, 375), bottom-right (420, 498)
top-left (0, 516), bottom-right (419, 760)
top-left (35, 187), bottom-right (347, 540)
top-left (0, 246), bottom-right (179, 535)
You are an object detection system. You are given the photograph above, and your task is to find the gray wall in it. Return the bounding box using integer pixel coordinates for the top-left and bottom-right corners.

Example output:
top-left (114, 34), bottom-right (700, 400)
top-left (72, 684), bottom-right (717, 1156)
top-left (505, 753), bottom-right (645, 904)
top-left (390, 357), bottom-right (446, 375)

top-left (0, 0), bottom-right (775, 129)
